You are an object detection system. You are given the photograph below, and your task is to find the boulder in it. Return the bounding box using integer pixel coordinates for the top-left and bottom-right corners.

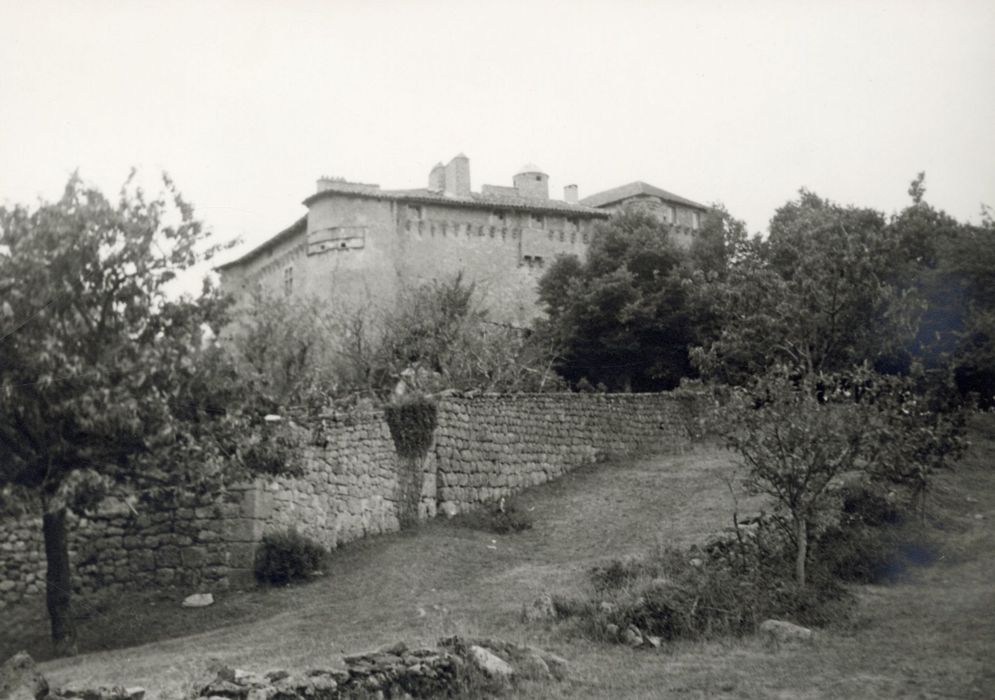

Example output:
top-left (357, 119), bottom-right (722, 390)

top-left (182, 593), bottom-right (214, 608)
top-left (526, 647), bottom-right (569, 681)
top-left (758, 619), bottom-right (814, 644)
top-left (467, 646), bottom-right (514, 679)
top-left (621, 626), bottom-right (644, 647)
top-left (0, 652), bottom-right (48, 700)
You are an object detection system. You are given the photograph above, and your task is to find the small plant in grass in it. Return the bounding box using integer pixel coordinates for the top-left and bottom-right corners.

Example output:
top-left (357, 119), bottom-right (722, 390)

top-left (255, 527), bottom-right (327, 584)
top-left (454, 497), bottom-right (534, 534)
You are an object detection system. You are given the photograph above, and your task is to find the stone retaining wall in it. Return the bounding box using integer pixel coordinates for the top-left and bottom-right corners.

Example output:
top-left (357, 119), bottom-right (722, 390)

top-left (0, 491), bottom-right (240, 608)
top-left (0, 391), bottom-right (693, 608)
top-left (434, 393), bottom-right (691, 512)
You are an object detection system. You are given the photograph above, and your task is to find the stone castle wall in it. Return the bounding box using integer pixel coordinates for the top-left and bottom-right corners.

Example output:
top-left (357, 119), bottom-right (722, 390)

top-left (0, 392), bottom-right (693, 608)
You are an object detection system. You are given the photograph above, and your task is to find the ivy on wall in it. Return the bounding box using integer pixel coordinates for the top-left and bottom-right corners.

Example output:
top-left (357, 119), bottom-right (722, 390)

top-left (385, 394), bottom-right (438, 528)
top-left (385, 394), bottom-right (439, 459)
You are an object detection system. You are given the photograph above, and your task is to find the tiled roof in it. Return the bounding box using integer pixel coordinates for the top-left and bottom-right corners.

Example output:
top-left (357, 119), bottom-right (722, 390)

top-left (580, 181), bottom-right (708, 210)
top-left (304, 184), bottom-right (609, 217)
top-left (214, 216), bottom-right (307, 271)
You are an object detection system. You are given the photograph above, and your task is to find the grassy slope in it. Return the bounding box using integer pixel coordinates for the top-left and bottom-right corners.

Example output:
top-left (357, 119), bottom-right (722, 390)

top-left (4, 416), bottom-right (994, 699)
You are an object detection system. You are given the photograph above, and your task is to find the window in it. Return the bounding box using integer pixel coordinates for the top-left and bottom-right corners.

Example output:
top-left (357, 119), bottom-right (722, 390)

top-left (307, 226), bottom-right (367, 254)
top-left (691, 211), bottom-right (701, 230)
top-left (283, 266), bottom-right (293, 296)
top-left (522, 255), bottom-right (545, 269)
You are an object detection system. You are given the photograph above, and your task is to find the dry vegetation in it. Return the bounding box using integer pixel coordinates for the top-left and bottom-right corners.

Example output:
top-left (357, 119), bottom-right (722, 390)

top-left (3, 416), bottom-right (994, 699)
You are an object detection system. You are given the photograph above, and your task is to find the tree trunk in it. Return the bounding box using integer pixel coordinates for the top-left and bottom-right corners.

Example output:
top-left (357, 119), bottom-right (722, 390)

top-left (794, 518), bottom-right (808, 587)
top-left (43, 506), bottom-right (78, 656)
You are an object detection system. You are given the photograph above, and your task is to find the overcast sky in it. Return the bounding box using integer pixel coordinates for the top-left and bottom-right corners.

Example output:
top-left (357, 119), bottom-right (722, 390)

top-left (1, 0), bottom-right (993, 293)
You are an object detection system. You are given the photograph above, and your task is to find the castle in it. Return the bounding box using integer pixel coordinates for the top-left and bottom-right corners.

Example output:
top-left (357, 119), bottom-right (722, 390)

top-left (216, 154), bottom-right (708, 324)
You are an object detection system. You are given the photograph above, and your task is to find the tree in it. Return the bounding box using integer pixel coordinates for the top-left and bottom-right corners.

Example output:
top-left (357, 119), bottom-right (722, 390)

top-left (886, 177), bottom-right (995, 403)
top-left (716, 366), bottom-right (965, 586)
top-left (0, 173), bottom-right (261, 654)
top-left (225, 273), bottom-right (564, 405)
top-left (535, 210), bottom-right (699, 391)
top-left (717, 370), bottom-right (865, 586)
top-left (693, 190), bottom-right (919, 384)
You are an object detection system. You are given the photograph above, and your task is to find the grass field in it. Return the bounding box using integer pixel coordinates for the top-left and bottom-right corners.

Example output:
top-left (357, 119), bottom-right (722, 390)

top-left (3, 415), bottom-right (994, 699)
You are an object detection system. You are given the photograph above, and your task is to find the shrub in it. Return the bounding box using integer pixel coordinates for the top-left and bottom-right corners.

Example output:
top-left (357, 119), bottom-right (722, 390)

top-left (560, 520), bottom-right (850, 645)
top-left (815, 482), bottom-right (940, 583)
top-left (454, 497), bottom-right (534, 534)
top-left (255, 528), bottom-right (327, 584)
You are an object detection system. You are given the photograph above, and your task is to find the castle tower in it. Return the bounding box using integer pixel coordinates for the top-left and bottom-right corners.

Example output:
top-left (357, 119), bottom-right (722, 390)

top-left (513, 164), bottom-right (549, 200)
top-left (444, 153), bottom-right (471, 197)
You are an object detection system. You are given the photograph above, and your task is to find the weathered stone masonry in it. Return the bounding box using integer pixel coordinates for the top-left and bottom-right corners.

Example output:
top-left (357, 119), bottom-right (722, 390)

top-left (0, 392), bottom-right (692, 608)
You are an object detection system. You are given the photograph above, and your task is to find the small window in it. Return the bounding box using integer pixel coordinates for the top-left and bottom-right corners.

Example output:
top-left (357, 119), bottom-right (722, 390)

top-left (535, 175), bottom-right (541, 182)
top-left (283, 266), bottom-right (293, 297)
top-left (691, 211), bottom-right (701, 230)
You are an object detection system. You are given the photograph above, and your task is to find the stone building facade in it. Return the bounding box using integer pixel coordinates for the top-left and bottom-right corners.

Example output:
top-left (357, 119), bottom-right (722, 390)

top-left (216, 155), bottom-right (708, 324)
top-left (580, 181), bottom-right (709, 250)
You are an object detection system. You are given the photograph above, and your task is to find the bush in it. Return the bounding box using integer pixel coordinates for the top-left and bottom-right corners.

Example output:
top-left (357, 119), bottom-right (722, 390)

top-left (816, 483), bottom-right (939, 583)
top-left (560, 519), bottom-right (851, 645)
top-left (454, 497), bottom-right (534, 534)
top-left (255, 528), bottom-right (327, 584)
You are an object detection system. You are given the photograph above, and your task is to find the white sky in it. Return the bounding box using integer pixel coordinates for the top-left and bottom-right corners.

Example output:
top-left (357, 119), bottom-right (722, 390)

top-left (2, 0), bottom-right (993, 294)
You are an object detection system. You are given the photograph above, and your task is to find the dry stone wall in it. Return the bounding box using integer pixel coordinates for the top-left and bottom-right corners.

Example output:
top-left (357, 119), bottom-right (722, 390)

top-left (248, 410), bottom-right (437, 554)
top-left (0, 491), bottom-right (239, 609)
top-left (435, 393), bottom-right (691, 512)
top-left (0, 392), bottom-right (692, 609)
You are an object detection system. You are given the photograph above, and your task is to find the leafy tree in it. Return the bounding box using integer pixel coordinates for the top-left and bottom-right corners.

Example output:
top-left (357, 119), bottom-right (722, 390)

top-left (535, 210), bottom-right (699, 391)
top-left (693, 190), bottom-right (919, 383)
top-left (225, 293), bottom-right (347, 412)
top-left (886, 178), bottom-right (995, 403)
top-left (227, 273), bottom-right (563, 404)
top-left (717, 370), bottom-right (865, 586)
top-left (372, 273), bottom-right (564, 395)
top-left (0, 173), bottom-right (270, 654)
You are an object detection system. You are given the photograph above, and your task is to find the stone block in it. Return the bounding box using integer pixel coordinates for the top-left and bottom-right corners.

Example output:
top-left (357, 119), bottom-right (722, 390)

top-left (181, 546), bottom-right (208, 568)
top-left (156, 547), bottom-right (181, 568)
top-left (227, 542), bottom-right (258, 569)
top-left (224, 518), bottom-right (265, 543)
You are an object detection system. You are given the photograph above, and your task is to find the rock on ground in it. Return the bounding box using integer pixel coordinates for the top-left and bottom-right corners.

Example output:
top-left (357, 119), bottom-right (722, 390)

top-left (181, 593), bottom-right (214, 608)
top-left (468, 645), bottom-right (515, 679)
top-left (759, 619), bottom-right (814, 644)
top-left (0, 652), bottom-right (48, 700)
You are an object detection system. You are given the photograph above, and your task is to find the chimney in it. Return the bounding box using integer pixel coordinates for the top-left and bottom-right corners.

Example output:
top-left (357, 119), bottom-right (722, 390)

top-left (564, 184), bottom-right (578, 203)
top-left (444, 153), bottom-right (471, 196)
top-left (428, 162), bottom-right (446, 191)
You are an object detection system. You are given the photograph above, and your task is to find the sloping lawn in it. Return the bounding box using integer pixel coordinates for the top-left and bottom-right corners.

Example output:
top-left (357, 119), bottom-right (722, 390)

top-left (4, 416), bottom-right (994, 699)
